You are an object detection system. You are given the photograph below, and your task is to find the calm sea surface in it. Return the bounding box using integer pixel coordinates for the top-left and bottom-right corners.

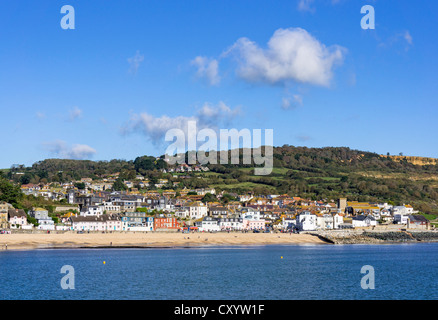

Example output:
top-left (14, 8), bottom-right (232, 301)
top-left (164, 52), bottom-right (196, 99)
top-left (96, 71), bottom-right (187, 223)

top-left (1, 243), bottom-right (437, 300)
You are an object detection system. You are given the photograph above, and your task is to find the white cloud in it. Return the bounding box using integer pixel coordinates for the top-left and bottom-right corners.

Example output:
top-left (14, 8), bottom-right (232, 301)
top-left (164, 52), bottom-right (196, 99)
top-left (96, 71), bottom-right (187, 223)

top-left (36, 112), bottom-right (46, 120)
top-left (297, 0), bottom-right (343, 12)
top-left (197, 101), bottom-right (241, 125)
top-left (191, 56), bottom-right (220, 85)
top-left (68, 106), bottom-right (82, 121)
top-left (44, 140), bottom-right (97, 160)
top-left (297, 0), bottom-right (315, 12)
top-left (404, 31), bottom-right (413, 46)
top-left (224, 27), bottom-right (346, 87)
top-left (121, 102), bottom-right (241, 146)
top-left (281, 94), bottom-right (303, 110)
top-left (127, 50), bottom-right (144, 74)
top-left (379, 30), bottom-right (414, 51)
top-left (122, 113), bottom-right (198, 143)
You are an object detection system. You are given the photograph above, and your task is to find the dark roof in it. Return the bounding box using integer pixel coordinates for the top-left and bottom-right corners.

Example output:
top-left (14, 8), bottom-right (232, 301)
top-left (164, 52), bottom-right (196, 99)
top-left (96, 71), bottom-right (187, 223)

top-left (409, 215), bottom-right (429, 223)
top-left (8, 209), bottom-right (26, 218)
top-left (353, 215), bottom-right (375, 221)
top-left (210, 207), bottom-right (228, 211)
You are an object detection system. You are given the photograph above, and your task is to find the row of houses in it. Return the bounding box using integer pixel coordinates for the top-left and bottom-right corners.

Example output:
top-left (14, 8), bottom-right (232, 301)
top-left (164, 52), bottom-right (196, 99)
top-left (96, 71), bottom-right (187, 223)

top-left (1, 204), bottom-right (431, 233)
top-left (196, 210), bottom-right (377, 232)
top-left (281, 211), bottom-right (430, 231)
top-left (68, 212), bottom-right (180, 232)
top-left (0, 203), bottom-right (33, 230)
top-left (191, 207), bottom-right (266, 232)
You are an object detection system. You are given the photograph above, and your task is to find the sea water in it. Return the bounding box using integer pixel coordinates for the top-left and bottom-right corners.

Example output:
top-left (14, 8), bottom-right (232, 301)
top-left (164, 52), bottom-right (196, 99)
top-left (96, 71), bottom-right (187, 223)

top-left (0, 243), bottom-right (437, 300)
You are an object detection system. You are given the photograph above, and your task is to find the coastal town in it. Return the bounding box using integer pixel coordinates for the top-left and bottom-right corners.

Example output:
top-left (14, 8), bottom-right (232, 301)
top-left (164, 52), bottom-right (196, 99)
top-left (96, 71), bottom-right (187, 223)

top-left (0, 169), bottom-right (434, 235)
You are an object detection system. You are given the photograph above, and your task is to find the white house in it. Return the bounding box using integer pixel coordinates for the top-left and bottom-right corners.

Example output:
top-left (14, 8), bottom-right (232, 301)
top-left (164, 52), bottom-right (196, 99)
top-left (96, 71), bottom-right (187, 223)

top-left (282, 218), bottom-right (296, 230)
top-left (29, 207), bottom-right (54, 229)
top-left (194, 188), bottom-right (216, 196)
top-left (8, 209), bottom-right (29, 227)
top-left (121, 212), bottom-right (153, 232)
top-left (393, 213), bottom-right (409, 225)
top-left (316, 213), bottom-right (344, 230)
top-left (239, 208), bottom-right (265, 231)
top-left (219, 218), bottom-right (243, 231)
top-left (104, 201), bottom-right (121, 214)
top-left (174, 207), bottom-right (190, 219)
top-left (352, 215), bottom-right (377, 228)
top-left (188, 202), bottom-right (208, 219)
top-left (29, 208), bottom-right (49, 220)
top-left (239, 207), bottom-right (261, 221)
top-left (371, 209), bottom-right (381, 220)
top-left (317, 214), bottom-right (334, 230)
top-left (238, 194), bottom-right (253, 202)
top-left (392, 205), bottom-right (417, 225)
top-left (198, 216), bottom-right (220, 232)
top-left (37, 219), bottom-right (55, 231)
top-left (392, 205), bottom-right (416, 216)
top-left (29, 208), bottom-right (55, 231)
top-left (333, 214), bottom-right (344, 229)
top-left (296, 211), bottom-right (317, 231)
top-left (380, 209), bottom-right (393, 222)
top-left (80, 205), bottom-right (104, 217)
top-left (209, 206), bottom-right (229, 218)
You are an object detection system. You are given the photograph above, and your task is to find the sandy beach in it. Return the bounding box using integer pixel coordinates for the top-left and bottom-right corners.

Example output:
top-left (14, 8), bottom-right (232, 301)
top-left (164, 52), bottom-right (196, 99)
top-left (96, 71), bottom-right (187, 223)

top-left (0, 232), bottom-right (327, 250)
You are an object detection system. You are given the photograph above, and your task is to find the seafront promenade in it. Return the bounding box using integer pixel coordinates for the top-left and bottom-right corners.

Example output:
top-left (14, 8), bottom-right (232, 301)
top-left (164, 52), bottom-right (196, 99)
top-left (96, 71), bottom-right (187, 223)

top-left (0, 231), bottom-right (327, 250)
top-left (3, 226), bottom-right (438, 250)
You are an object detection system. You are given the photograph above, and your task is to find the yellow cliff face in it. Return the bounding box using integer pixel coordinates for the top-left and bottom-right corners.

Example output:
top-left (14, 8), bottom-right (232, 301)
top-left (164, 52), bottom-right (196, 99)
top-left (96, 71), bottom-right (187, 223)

top-left (381, 155), bottom-right (438, 166)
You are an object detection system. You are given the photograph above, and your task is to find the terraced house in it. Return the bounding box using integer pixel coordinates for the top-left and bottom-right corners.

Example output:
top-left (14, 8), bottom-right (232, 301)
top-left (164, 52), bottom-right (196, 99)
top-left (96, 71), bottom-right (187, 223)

top-left (154, 214), bottom-right (179, 231)
top-left (121, 212), bottom-right (153, 231)
top-left (70, 214), bottom-right (121, 231)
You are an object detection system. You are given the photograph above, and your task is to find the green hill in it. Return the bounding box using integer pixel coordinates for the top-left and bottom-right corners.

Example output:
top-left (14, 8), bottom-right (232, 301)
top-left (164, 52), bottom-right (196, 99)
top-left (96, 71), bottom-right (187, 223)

top-left (4, 146), bottom-right (438, 214)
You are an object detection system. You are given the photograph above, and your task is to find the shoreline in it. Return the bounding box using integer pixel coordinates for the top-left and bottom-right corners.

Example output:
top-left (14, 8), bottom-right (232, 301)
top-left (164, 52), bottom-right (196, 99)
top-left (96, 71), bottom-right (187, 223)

top-left (0, 232), bottom-right (328, 251)
top-left (2, 230), bottom-right (438, 251)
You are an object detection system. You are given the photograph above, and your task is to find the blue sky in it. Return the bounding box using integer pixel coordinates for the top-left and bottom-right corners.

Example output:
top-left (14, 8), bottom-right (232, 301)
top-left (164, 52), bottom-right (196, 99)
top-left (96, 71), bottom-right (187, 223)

top-left (0, 0), bottom-right (437, 168)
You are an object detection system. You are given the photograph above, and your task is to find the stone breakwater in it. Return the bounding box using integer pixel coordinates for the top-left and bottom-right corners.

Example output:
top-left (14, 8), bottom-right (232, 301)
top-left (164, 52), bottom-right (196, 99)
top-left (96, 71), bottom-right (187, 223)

top-left (315, 230), bottom-right (438, 244)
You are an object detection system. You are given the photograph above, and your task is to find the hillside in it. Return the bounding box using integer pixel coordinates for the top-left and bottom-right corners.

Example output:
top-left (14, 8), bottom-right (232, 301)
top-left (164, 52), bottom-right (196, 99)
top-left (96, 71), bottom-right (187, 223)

top-left (382, 155), bottom-right (438, 166)
top-left (4, 146), bottom-right (438, 214)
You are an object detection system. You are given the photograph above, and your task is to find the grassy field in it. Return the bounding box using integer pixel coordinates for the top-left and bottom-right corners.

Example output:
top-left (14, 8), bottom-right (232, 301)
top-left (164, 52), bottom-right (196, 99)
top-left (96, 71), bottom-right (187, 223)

top-left (210, 181), bottom-right (277, 192)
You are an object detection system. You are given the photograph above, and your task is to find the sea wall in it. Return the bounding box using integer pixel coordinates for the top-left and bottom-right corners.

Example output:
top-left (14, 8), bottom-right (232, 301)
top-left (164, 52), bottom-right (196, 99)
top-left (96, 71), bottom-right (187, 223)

top-left (316, 230), bottom-right (438, 244)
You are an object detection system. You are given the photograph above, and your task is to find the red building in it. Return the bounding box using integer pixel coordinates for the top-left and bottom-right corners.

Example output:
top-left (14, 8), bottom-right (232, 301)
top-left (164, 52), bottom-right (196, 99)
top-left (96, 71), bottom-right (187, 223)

top-left (154, 215), bottom-right (179, 230)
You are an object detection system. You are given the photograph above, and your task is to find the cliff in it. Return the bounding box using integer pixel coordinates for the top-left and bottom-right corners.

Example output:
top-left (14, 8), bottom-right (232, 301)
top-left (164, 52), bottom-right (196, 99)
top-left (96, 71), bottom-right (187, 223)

top-left (382, 155), bottom-right (438, 166)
